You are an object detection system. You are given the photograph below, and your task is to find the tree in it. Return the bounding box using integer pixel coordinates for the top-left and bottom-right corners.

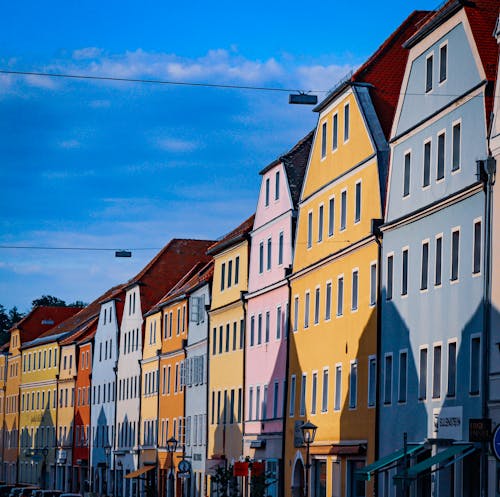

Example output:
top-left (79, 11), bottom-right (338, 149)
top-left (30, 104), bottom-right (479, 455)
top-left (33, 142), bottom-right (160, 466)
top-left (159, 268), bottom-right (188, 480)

top-left (32, 295), bottom-right (66, 308)
top-left (67, 300), bottom-right (87, 308)
top-left (0, 304), bottom-right (25, 346)
top-left (8, 306), bottom-right (24, 327)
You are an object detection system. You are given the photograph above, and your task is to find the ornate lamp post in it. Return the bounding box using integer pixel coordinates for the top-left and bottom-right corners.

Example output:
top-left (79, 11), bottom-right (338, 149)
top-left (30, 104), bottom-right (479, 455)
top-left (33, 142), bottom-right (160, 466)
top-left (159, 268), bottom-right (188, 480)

top-left (166, 437), bottom-right (178, 497)
top-left (300, 421), bottom-right (317, 497)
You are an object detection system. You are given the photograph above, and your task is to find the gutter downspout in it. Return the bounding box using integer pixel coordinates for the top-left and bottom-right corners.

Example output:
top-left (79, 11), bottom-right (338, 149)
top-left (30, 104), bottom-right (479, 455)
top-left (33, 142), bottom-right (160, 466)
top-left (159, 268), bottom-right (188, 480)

top-left (205, 298), bottom-right (211, 497)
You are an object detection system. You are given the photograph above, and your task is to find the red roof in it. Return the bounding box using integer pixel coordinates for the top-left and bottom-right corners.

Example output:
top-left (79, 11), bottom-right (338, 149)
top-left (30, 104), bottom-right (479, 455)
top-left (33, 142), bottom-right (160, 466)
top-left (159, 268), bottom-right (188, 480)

top-left (59, 316), bottom-right (98, 346)
top-left (207, 214), bottom-right (255, 256)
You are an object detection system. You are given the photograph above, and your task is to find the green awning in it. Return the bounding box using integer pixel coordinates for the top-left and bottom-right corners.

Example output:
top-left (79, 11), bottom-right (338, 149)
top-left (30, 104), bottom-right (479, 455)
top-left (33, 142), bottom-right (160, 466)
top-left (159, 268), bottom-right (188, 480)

top-left (395, 444), bottom-right (476, 480)
top-left (355, 444), bottom-right (424, 481)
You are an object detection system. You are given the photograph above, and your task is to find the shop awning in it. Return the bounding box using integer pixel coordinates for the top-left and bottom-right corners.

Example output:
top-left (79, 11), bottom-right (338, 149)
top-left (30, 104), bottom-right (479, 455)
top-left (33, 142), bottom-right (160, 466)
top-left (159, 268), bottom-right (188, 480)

top-left (125, 465), bottom-right (156, 479)
top-left (355, 444), bottom-right (424, 481)
top-left (394, 444), bottom-right (476, 480)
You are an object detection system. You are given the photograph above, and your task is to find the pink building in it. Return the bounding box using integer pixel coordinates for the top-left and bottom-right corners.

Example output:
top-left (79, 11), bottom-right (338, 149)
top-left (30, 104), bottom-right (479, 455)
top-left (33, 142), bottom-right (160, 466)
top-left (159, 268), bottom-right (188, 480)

top-left (244, 132), bottom-right (313, 496)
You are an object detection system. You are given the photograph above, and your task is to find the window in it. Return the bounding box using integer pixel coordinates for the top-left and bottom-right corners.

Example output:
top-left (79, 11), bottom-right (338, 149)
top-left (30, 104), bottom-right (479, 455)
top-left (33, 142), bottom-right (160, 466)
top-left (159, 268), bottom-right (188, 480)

top-left (272, 381), bottom-right (279, 419)
top-left (307, 211), bottom-right (313, 248)
top-left (219, 326), bottom-right (223, 354)
top-left (398, 351), bottom-right (408, 403)
top-left (387, 255), bottom-right (394, 300)
top-left (321, 369), bottom-right (329, 412)
top-left (470, 335), bottom-right (481, 395)
top-left (421, 241), bottom-right (429, 290)
top-left (337, 277), bottom-right (344, 316)
top-left (321, 122), bottom-right (327, 159)
top-left (278, 231), bottom-right (284, 265)
top-left (452, 121), bottom-right (461, 171)
top-left (435, 235), bottom-right (443, 286)
top-left (233, 322), bottom-right (237, 351)
top-left (473, 220), bottom-right (481, 274)
top-left (265, 178), bottom-right (270, 206)
top-left (439, 43), bottom-right (447, 83)
top-left (234, 256), bottom-right (240, 285)
top-left (314, 288), bottom-right (320, 325)
top-left (225, 324), bottom-right (230, 353)
top-left (437, 132), bottom-right (445, 181)
top-left (265, 311), bottom-right (270, 343)
top-left (351, 270), bottom-right (358, 311)
top-left (384, 354), bottom-right (393, 404)
top-left (276, 307), bottom-right (282, 339)
top-left (354, 181), bottom-right (361, 223)
top-left (227, 260), bottom-right (233, 288)
top-left (423, 140), bottom-right (431, 187)
top-left (402, 249), bottom-right (408, 296)
top-left (221, 263), bottom-right (226, 291)
top-left (257, 314), bottom-right (262, 345)
top-left (212, 328), bottom-right (217, 355)
top-left (425, 53), bottom-right (433, 93)
top-left (447, 341), bottom-right (457, 397)
top-left (451, 229), bottom-right (460, 281)
top-left (293, 296), bottom-right (299, 332)
top-left (349, 361), bottom-right (357, 409)
top-left (334, 365), bottom-right (342, 411)
top-left (259, 242), bottom-right (264, 274)
top-left (403, 152), bottom-right (411, 197)
top-left (304, 292), bottom-right (310, 329)
top-left (332, 114), bottom-right (338, 150)
top-left (432, 345), bottom-right (442, 399)
top-left (340, 190), bottom-right (347, 230)
top-left (318, 204), bottom-right (324, 242)
top-left (299, 374), bottom-right (307, 416)
top-left (311, 372), bottom-right (317, 414)
top-left (328, 197), bottom-right (335, 236)
top-left (325, 282), bottom-right (332, 320)
top-left (255, 387), bottom-right (261, 420)
top-left (267, 238), bottom-right (272, 270)
top-left (344, 103), bottom-right (350, 142)
top-left (289, 375), bottom-right (296, 417)
top-left (370, 263), bottom-right (377, 306)
top-left (368, 356), bottom-right (377, 407)
top-left (275, 170), bottom-right (280, 200)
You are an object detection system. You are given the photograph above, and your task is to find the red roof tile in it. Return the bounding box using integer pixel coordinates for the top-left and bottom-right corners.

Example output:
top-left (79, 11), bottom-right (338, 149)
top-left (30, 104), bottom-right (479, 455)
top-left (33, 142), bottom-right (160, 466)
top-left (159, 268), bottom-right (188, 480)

top-left (207, 214), bottom-right (255, 256)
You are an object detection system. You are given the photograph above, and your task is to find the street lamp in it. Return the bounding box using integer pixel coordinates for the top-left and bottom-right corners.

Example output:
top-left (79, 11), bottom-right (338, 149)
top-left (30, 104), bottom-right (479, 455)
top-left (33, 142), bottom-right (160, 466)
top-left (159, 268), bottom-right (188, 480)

top-left (166, 437), bottom-right (178, 497)
top-left (300, 421), bottom-right (317, 497)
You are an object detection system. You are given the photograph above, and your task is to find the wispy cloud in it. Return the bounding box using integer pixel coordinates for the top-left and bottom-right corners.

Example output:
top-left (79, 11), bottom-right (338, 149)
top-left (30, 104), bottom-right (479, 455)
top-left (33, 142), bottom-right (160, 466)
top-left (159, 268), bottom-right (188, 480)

top-left (154, 137), bottom-right (199, 152)
top-left (59, 139), bottom-right (81, 149)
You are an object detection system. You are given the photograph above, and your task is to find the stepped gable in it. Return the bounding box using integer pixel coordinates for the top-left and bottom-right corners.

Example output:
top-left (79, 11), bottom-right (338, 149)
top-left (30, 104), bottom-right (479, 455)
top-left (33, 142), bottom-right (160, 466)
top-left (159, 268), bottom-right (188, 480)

top-left (10, 305), bottom-right (82, 343)
top-left (207, 214), bottom-right (255, 256)
top-left (125, 238), bottom-right (215, 314)
top-left (260, 131), bottom-right (314, 208)
top-left (350, 10), bottom-right (431, 139)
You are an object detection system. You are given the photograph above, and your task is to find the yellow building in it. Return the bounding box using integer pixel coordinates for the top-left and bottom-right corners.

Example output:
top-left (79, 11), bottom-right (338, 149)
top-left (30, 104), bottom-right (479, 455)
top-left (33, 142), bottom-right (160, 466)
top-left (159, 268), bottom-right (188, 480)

top-left (285, 19), bottom-right (416, 496)
top-left (207, 215), bottom-right (254, 477)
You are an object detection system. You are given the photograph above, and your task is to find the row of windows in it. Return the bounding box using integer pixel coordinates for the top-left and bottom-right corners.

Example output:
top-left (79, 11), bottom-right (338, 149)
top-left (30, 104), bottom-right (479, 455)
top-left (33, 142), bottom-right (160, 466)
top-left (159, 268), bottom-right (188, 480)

top-left (183, 354), bottom-right (206, 387)
top-left (122, 328), bottom-right (140, 354)
top-left (127, 290), bottom-right (138, 316)
top-left (185, 413), bottom-right (206, 447)
top-left (92, 423), bottom-right (112, 448)
top-left (144, 370), bottom-right (158, 396)
top-left (80, 350), bottom-right (90, 369)
top-left (210, 388), bottom-right (243, 425)
top-left (189, 294), bottom-right (206, 325)
top-left (93, 381), bottom-right (115, 404)
top-left (4, 394), bottom-right (18, 414)
top-left (118, 375), bottom-right (140, 401)
top-left (98, 339), bottom-right (113, 362)
top-left (160, 362), bottom-right (182, 395)
top-left (249, 304), bottom-right (288, 347)
top-left (425, 41), bottom-right (447, 93)
top-left (21, 388), bottom-right (57, 412)
top-left (306, 182), bottom-right (361, 249)
top-left (2, 428), bottom-right (18, 449)
top-left (402, 120), bottom-right (461, 197)
top-left (320, 103), bottom-right (350, 159)
top-left (211, 320), bottom-right (245, 355)
top-left (76, 385), bottom-right (91, 406)
top-left (20, 425), bottom-right (56, 448)
top-left (248, 380), bottom-right (283, 421)
top-left (386, 221), bottom-right (481, 299)
top-left (8, 361), bottom-right (19, 378)
top-left (75, 424), bottom-right (90, 447)
top-left (143, 419), bottom-right (157, 446)
top-left (264, 170), bottom-right (281, 207)
top-left (258, 232), bottom-right (284, 273)
top-left (163, 305), bottom-right (187, 339)
top-left (220, 256), bottom-right (241, 292)
top-left (117, 420), bottom-right (138, 448)
top-left (23, 347), bottom-right (57, 373)
top-left (102, 304), bottom-right (113, 325)
top-left (159, 416), bottom-right (186, 449)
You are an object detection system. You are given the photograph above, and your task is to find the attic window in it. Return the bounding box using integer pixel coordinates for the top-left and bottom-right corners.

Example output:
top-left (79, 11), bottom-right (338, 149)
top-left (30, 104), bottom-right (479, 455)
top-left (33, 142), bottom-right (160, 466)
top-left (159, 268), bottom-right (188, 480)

top-left (42, 320), bottom-right (54, 325)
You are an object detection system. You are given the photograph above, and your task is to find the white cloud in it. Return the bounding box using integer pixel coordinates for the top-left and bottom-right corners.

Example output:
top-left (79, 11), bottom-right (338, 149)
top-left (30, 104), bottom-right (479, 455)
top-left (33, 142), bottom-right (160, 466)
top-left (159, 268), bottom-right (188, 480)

top-left (59, 139), bottom-right (81, 149)
top-left (72, 47), bottom-right (103, 60)
top-left (295, 63), bottom-right (356, 93)
top-left (155, 137), bottom-right (199, 152)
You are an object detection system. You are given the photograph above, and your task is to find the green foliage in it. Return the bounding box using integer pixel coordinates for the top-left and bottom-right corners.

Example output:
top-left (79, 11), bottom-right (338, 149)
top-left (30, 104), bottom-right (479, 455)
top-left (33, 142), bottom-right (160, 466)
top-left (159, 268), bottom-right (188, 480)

top-left (250, 469), bottom-right (276, 497)
top-left (67, 300), bottom-right (87, 308)
top-left (211, 464), bottom-right (240, 497)
top-left (32, 295), bottom-right (67, 308)
top-left (0, 304), bottom-right (25, 345)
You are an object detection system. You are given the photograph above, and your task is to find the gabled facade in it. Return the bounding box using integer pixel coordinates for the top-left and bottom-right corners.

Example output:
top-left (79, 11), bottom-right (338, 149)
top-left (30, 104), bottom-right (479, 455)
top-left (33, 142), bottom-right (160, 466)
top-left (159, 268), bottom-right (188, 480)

top-left (244, 132), bottom-right (312, 497)
top-left (378, 1), bottom-right (498, 495)
top-left (284, 12), bottom-right (427, 497)
top-left (207, 215), bottom-right (254, 478)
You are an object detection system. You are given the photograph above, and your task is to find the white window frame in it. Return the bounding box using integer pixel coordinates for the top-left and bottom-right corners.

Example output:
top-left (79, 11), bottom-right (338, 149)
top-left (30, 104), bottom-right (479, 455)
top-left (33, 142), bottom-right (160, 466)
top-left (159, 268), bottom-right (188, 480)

top-left (318, 203), bottom-right (324, 243)
top-left (435, 233), bottom-right (443, 287)
top-left (307, 210), bottom-right (313, 249)
top-left (340, 189), bottom-right (347, 231)
top-left (472, 217), bottom-right (482, 276)
top-left (383, 352), bottom-right (393, 405)
top-left (422, 138), bottom-right (432, 189)
top-left (401, 246), bottom-right (409, 297)
top-left (321, 121), bottom-right (327, 160)
top-left (367, 355), bottom-right (377, 408)
top-left (438, 41), bottom-right (448, 85)
top-left (354, 180), bottom-right (362, 224)
top-left (314, 285), bottom-right (321, 326)
top-left (343, 102), bottom-right (350, 143)
top-left (451, 118), bottom-right (461, 173)
top-left (334, 363), bottom-right (342, 411)
top-left (351, 268), bottom-right (359, 312)
top-left (336, 275), bottom-right (344, 317)
top-left (398, 349), bottom-right (408, 404)
top-left (436, 129), bottom-right (446, 182)
top-left (321, 367), bottom-right (329, 413)
top-left (432, 342), bottom-right (443, 400)
top-left (425, 52), bottom-right (434, 93)
top-left (328, 195), bottom-right (335, 237)
top-left (325, 280), bottom-right (332, 321)
top-left (349, 360), bottom-right (358, 410)
top-left (446, 338), bottom-right (457, 398)
top-left (450, 226), bottom-right (460, 284)
top-left (332, 113), bottom-right (338, 151)
top-left (420, 239), bottom-right (430, 292)
top-left (403, 149), bottom-right (411, 198)
top-left (304, 291), bottom-right (310, 329)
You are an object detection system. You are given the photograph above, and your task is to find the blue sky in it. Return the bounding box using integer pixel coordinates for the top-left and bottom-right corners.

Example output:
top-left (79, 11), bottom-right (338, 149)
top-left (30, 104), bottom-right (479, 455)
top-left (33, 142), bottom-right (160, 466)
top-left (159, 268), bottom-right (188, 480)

top-left (0, 0), bottom-right (438, 313)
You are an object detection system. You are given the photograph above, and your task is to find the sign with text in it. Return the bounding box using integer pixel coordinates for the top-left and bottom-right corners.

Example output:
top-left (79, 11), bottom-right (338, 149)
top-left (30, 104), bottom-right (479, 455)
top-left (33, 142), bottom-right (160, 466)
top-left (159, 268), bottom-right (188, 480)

top-left (469, 418), bottom-right (491, 443)
top-left (433, 406), bottom-right (463, 440)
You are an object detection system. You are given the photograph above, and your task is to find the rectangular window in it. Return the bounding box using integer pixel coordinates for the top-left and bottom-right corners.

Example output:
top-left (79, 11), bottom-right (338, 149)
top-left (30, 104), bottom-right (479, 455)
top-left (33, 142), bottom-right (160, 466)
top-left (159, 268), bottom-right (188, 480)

top-left (452, 122), bottom-right (461, 171)
top-left (351, 270), bottom-right (358, 311)
top-left (423, 140), bottom-right (431, 187)
top-left (238, 388), bottom-right (242, 422)
top-left (470, 336), bottom-right (481, 395)
top-left (340, 191), bottom-right (347, 230)
top-left (278, 231), bottom-right (284, 265)
top-left (403, 152), bottom-right (411, 197)
top-left (221, 263), bottom-right (226, 291)
top-left (473, 220), bottom-right (481, 274)
top-left (293, 296), bottom-right (299, 332)
top-left (421, 241), bottom-right (429, 290)
top-left (257, 314), bottom-right (262, 345)
top-left (370, 263), bottom-right (377, 306)
top-left (233, 322), bottom-right (237, 351)
top-left (289, 375), bottom-right (296, 417)
top-left (439, 44), bottom-right (447, 83)
top-left (318, 204), bottom-right (324, 242)
top-left (248, 387), bottom-right (254, 420)
top-left (398, 351), bottom-right (408, 403)
top-left (267, 238), bottom-right (272, 270)
top-left (334, 365), bottom-right (342, 411)
top-left (432, 345), bottom-right (442, 399)
top-left (235, 256), bottom-right (240, 285)
top-left (321, 122), bottom-right (327, 159)
top-left (349, 361), bottom-right (357, 409)
top-left (387, 255), bottom-right (394, 300)
top-left (311, 372), bottom-right (317, 414)
top-left (325, 282), bottom-right (332, 320)
top-left (402, 249), bottom-right (408, 295)
top-left (299, 374), bottom-right (307, 416)
top-left (437, 132), bottom-right (445, 180)
top-left (337, 277), bottom-right (344, 316)
top-left (259, 242), bottom-right (264, 273)
top-left (384, 354), bottom-right (392, 404)
top-left (344, 104), bottom-right (350, 142)
top-left (275, 170), bottom-right (280, 200)
top-left (273, 381), bottom-right (279, 418)
top-left (304, 292), bottom-right (310, 329)
top-left (265, 177), bottom-right (270, 206)
top-left (332, 114), bottom-right (338, 151)
top-left (451, 229), bottom-right (460, 281)
top-left (328, 197), bottom-right (335, 236)
top-left (355, 181), bottom-right (361, 223)
top-left (265, 311), bottom-right (270, 343)
top-left (314, 288), bottom-right (320, 325)
top-left (435, 236), bottom-right (443, 286)
top-left (426, 54), bottom-right (433, 93)
top-left (307, 211), bottom-right (313, 248)
top-left (225, 324), bottom-right (230, 353)
top-left (321, 369), bottom-right (329, 412)
top-left (368, 356), bottom-right (377, 407)
top-left (276, 306), bottom-right (282, 339)
top-left (447, 341), bottom-right (457, 397)
top-left (227, 260), bottom-right (233, 288)
top-left (212, 328), bottom-right (217, 355)
top-left (219, 326), bottom-right (223, 354)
